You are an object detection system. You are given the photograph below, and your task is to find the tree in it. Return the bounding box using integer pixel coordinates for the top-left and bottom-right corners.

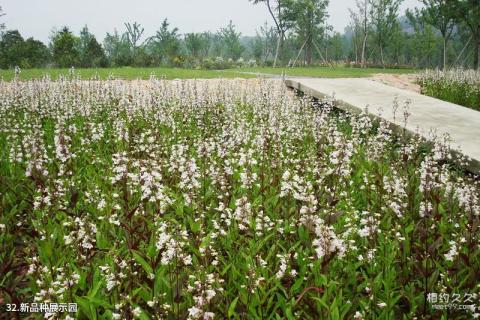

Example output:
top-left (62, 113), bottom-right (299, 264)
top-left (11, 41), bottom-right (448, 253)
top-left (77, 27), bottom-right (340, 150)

top-left (22, 38), bottom-right (50, 68)
top-left (370, 0), bottom-right (403, 67)
top-left (418, 0), bottom-right (456, 70)
top-left (185, 33), bottom-right (209, 59)
top-left (78, 26), bottom-right (94, 56)
top-left (328, 32), bottom-right (345, 61)
top-left (124, 22), bottom-right (145, 59)
top-left (251, 22), bottom-right (277, 65)
top-left (0, 30), bottom-right (24, 68)
top-left (290, 0), bottom-right (329, 65)
top-left (86, 37), bottom-right (108, 67)
top-left (258, 22), bottom-right (277, 64)
top-left (104, 30), bottom-right (132, 66)
top-left (349, 0), bottom-right (371, 68)
top-left (347, 12), bottom-right (361, 63)
top-left (449, 0), bottom-right (480, 69)
top-left (77, 26), bottom-right (107, 67)
top-left (52, 27), bottom-right (79, 67)
top-left (249, 0), bottom-right (294, 67)
top-left (147, 19), bottom-right (181, 65)
top-left (406, 8), bottom-right (438, 67)
top-left (0, 6), bottom-right (5, 33)
top-left (199, 32), bottom-right (213, 57)
top-left (219, 21), bottom-right (244, 60)
top-left (252, 35), bottom-right (264, 62)
top-left (0, 29), bottom-right (50, 68)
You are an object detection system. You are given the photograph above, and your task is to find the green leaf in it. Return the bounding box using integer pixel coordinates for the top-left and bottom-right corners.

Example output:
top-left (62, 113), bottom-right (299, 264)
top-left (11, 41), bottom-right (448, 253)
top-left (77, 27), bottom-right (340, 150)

top-left (87, 277), bottom-right (103, 299)
top-left (132, 250), bottom-right (153, 275)
top-left (228, 297), bottom-right (239, 318)
top-left (75, 296), bottom-right (96, 320)
top-left (291, 276), bottom-right (304, 294)
top-left (285, 306), bottom-right (295, 320)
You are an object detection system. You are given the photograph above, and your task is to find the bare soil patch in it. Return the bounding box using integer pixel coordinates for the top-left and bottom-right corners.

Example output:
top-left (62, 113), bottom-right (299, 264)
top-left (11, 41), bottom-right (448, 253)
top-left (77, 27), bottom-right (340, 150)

top-left (368, 73), bottom-right (420, 93)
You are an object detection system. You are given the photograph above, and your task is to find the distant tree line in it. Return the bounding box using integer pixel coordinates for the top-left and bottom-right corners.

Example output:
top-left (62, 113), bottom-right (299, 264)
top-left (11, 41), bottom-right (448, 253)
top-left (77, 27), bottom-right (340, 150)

top-left (0, 0), bottom-right (479, 70)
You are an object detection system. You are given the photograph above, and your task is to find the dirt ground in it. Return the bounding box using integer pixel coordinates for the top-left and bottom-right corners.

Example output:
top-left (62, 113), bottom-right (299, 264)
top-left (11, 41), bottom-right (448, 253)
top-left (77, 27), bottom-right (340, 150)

top-left (368, 73), bottom-right (421, 93)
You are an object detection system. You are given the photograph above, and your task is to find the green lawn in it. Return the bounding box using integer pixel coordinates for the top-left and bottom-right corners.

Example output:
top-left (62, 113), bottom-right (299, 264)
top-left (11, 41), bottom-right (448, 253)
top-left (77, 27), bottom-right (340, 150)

top-left (0, 66), bottom-right (419, 81)
top-left (239, 66), bottom-right (419, 78)
top-left (0, 67), bottom-right (254, 81)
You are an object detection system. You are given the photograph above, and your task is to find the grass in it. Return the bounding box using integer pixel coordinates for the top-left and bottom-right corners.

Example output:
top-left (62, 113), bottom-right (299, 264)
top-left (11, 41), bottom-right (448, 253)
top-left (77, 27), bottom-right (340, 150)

top-left (1, 78), bottom-right (478, 319)
top-left (239, 66), bottom-right (419, 78)
top-left (0, 67), bottom-right (254, 81)
top-left (0, 66), bottom-right (419, 81)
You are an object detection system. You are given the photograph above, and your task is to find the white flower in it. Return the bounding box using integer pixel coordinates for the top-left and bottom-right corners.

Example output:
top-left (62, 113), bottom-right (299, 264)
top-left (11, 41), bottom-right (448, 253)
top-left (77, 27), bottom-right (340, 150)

top-left (444, 241), bottom-right (458, 261)
top-left (97, 199), bottom-right (106, 209)
top-left (133, 306), bottom-right (142, 317)
top-left (64, 235), bottom-right (73, 245)
top-left (203, 312), bottom-right (215, 320)
top-left (205, 289), bottom-right (216, 301)
top-left (276, 255), bottom-right (288, 279)
top-left (188, 306), bottom-right (202, 318)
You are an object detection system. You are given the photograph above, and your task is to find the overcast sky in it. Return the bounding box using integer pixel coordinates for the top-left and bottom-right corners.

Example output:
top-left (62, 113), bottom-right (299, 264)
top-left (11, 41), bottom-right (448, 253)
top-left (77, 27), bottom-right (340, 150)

top-left (1, 0), bottom-right (421, 43)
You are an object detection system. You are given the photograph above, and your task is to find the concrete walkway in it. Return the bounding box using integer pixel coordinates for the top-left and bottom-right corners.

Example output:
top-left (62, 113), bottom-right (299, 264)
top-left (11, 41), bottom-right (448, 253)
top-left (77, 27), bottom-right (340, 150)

top-left (285, 78), bottom-right (480, 174)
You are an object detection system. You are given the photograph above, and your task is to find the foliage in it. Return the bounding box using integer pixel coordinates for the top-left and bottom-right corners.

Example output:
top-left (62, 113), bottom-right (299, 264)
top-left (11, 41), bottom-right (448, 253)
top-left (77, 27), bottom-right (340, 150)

top-left (77, 26), bottom-right (108, 68)
top-left (448, 0), bottom-right (480, 69)
top-left (418, 69), bottom-right (480, 110)
top-left (103, 30), bottom-right (133, 67)
top-left (349, 0), bottom-right (370, 68)
top-left (219, 21), bottom-right (244, 60)
top-left (51, 27), bottom-right (80, 68)
top-left (21, 38), bottom-right (51, 68)
top-left (0, 30), bottom-right (50, 69)
top-left (405, 9), bottom-right (439, 68)
top-left (0, 6), bottom-right (5, 32)
top-left (418, 0), bottom-right (456, 69)
top-left (251, 23), bottom-right (278, 65)
top-left (185, 33), bottom-right (210, 59)
top-left (1, 78), bottom-right (479, 319)
top-left (370, 0), bottom-right (403, 67)
top-left (250, 0), bottom-right (296, 66)
top-left (124, 22), bottom-right (145, 59)
top-left (289, 0), bottom-right (329, 65)
top-left (147, 19), bottom-right (181, 65)
top-left (0, 30), bottom-right (25, 68)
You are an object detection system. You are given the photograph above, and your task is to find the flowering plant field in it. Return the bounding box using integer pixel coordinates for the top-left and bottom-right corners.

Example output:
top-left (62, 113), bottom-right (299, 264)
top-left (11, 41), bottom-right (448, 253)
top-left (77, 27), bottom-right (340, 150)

top-left (418, 69), bottom-right (480, 111)
top-left (0, 78), bottom-right (479, 319)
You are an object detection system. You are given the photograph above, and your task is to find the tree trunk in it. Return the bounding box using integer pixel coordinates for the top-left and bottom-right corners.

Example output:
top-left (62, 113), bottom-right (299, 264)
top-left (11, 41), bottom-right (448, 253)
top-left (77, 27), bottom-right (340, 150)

top-left (380, 45), bottom-right (385, 68)
top-left (443, 36), bottom-right (447, 70)
top-left (353, 35), bottom-right (358, 63)
top-left (475, 39), bottom-right (480, 70)
top-left (472, 24), bottom-right (480, 70)
top-left (273, 36), bottom-right (281, 68)
top-left (273, 31), bottom-right (284, 68)
top-left (361, 0), bottom-right (368, 69)
top-left (306, 39), bottom-right (313, 65)
top-left (361, 32), bottom-right (367, 68)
